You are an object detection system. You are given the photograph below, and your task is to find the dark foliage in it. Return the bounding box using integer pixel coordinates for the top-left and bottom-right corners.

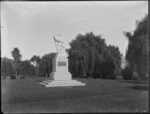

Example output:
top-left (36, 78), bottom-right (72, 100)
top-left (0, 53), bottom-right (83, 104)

top-left (1, 57), bottom-right (13, 77)
top-left (38, 53), bottom-right (56, 77)
top-left (11, 47), bottom-right (22, 77)
top-left (122, 66), bottom-right (133, 80)
top-left (124, 14), bottom-right (149, 78)
top-left (67, 32), bottom-right (121, 79)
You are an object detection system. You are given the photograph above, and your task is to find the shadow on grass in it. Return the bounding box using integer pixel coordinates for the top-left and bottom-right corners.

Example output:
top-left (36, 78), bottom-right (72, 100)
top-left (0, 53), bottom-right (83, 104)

top-left (118, 80), bottom-right (148, 84)
top-left (129, 85), bottom-right (148, 91)
top-left (27, 77), bottom-right (48, 82)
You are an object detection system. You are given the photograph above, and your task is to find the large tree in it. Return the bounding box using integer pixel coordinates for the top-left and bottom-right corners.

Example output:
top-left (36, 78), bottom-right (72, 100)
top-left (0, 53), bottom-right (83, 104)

top-left (67, 32), bottom-right (121, 79)
top-left (11, 47), bottom-right (22, 76)
top-left (124, 14), bottom-right (148, 77)
top-left (102, 45), bottom-right (121, 79)
top-left (67, 32), bottom-right (104, 78)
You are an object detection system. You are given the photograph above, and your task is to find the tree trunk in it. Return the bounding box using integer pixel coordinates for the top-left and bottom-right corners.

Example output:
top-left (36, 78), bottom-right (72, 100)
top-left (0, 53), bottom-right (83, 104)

top-left (16, 71), bottom-right (17, 77)
top-left (146, 35), bottom-right (149, 77)
top-left (46, 73), bottom-right (47, 78)
top-left (35, 67), bottom-right (37, 78)
top-left (36, 68), bottom-right (38, 79)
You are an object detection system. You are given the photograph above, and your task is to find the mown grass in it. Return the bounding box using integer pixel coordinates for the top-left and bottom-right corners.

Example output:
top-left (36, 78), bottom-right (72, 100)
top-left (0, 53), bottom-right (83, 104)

top-left (1, 78), bottom-right (149, 113)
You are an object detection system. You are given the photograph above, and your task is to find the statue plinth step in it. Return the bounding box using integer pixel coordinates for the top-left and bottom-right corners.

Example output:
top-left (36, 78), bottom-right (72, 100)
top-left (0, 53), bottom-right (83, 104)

top-left (39, 80), bottom-right (85, 87)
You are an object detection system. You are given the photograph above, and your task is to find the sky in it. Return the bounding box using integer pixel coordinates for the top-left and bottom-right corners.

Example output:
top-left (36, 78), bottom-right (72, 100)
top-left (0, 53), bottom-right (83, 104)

top-left (1, 1), bottom-right (148, 60)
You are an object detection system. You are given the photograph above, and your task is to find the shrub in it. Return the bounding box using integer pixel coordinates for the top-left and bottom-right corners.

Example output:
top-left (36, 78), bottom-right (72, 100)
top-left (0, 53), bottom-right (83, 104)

top-left (20, 75), bottom-right (25, 79)
top-left (122, 66), bottom-right (133, 80)
top-left (137, 73), bottom-right (149, 81)
top-left (10, 73), bottom-right (16, 79)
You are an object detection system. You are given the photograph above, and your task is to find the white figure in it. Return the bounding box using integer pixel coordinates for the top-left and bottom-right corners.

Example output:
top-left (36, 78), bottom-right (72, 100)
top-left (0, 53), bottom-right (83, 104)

top-left (53, 35), bottom-right (66, 56)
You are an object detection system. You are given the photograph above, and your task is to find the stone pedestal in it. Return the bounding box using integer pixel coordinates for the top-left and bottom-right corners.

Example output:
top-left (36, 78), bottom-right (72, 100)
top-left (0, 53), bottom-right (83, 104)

top-left (39, 53), bottom-right (85, 87)
top-left (50, 55), bottom-right (72, 80)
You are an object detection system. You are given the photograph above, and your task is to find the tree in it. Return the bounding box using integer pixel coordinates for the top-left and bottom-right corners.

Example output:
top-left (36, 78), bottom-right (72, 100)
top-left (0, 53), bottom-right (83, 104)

top-left (30, 55), bottom-right (41, 78)
top-left (67, 32), bottom-right (102, 78)
top-left (11, 47), bottom-right (22, 77)
top-left (124, 14), bottom-right (148, 78)
top-left (67, 32), bottom-right (121, 79)
top-left (102, 45), bottom-right (121, 79)
top-left (1, 57), bottom-right (13, 77)
top-left (18, 60), bottom-right (35, 77)
top-left (38, 53), bottom-right (56, 77)
top-left (122, 65), bottom-right (133, 80)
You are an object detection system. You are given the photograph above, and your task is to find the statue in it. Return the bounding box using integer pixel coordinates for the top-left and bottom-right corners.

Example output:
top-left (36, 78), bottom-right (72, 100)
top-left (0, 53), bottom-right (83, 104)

top-left (53, 35), bottom-right (66, 56)
top-left (39, 34), bottom-right (85, 87)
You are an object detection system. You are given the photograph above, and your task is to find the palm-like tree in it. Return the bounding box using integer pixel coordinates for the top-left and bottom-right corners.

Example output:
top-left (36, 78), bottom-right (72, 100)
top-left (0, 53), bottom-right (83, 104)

top-left (11, 47), bottom-right (22, 77)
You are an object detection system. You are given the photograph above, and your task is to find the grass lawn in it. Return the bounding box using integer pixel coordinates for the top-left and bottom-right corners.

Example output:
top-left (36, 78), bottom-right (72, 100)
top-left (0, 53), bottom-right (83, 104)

top-left (1, 78), bottom-right (149, 113)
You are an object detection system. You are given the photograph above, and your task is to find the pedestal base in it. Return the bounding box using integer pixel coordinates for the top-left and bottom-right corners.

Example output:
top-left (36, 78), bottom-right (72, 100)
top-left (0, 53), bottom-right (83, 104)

top-left (39, 79), bottom-right (85, 87)
top-left (50, 71), bottom-right (72, 80)
top-left (39, 54), bottom-right (85, 87)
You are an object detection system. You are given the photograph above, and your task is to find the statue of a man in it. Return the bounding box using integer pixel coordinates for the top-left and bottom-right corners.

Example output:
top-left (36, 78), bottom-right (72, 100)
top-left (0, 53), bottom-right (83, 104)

top-left (53, 35), bottom-right (66, 56)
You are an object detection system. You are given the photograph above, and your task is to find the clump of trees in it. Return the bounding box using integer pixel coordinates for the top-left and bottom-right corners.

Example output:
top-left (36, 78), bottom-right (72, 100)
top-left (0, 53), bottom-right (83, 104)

top-left (38, 53), bottom-right (56, 77)
top-left (1, 48), bottom-right (35, 78)
top-left (67, 32), bottom-right (121, 79)
top-left (1, 57), bottom-right (13, 77)
top-left (18, 60), bottom-right (35, 77)
top-left (123, 14), bottom-right (149, 79)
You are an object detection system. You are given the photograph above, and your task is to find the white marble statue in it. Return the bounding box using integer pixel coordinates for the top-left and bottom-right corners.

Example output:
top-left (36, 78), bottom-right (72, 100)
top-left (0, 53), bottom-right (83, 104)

top-left (53, 35), bottom-right (66, 56)
top-left (39, 34), bottom-right (85, 87)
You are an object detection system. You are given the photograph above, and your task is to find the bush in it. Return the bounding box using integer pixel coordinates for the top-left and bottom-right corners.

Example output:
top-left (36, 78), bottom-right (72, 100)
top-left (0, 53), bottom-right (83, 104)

top-left (10, 73), bottom-right (16, 79)
top-left (122, 66), bottom-right (133, 80)
top-left (20, 75), bottom-right (25, 79)
top-left (6, 76), bottom-right (11, 79)
top-left (137, 73), bottom-right (149, 81)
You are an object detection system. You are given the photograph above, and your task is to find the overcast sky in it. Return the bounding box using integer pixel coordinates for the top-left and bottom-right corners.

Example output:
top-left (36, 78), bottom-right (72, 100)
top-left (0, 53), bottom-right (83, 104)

top-left (1, 1), bottom-right (148, 60)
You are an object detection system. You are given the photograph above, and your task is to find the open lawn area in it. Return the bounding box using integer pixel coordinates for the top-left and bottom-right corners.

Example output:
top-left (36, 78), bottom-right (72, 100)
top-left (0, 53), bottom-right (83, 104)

top-left (1, 78), bottom-right (149, 113)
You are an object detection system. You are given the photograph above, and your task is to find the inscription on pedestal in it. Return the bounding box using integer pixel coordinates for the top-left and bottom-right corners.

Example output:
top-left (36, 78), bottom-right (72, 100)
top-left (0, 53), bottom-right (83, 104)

top-left (58, 61), bottom-right (66, 66)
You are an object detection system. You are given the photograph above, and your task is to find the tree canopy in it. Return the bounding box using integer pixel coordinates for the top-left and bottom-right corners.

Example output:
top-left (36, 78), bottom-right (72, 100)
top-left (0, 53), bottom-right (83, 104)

top-left (67, 32), bottom-right (121, 79)
top-left (1, 57), bottom-right (13, 77)
top-left (124, 14), bottom-right (148, 77)
top-left (11, 47), bottom-right (22, 62)
top-left (11, 47), bottom-right (22, 76)
top-left (38, 53), bottom-right (56, 77)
